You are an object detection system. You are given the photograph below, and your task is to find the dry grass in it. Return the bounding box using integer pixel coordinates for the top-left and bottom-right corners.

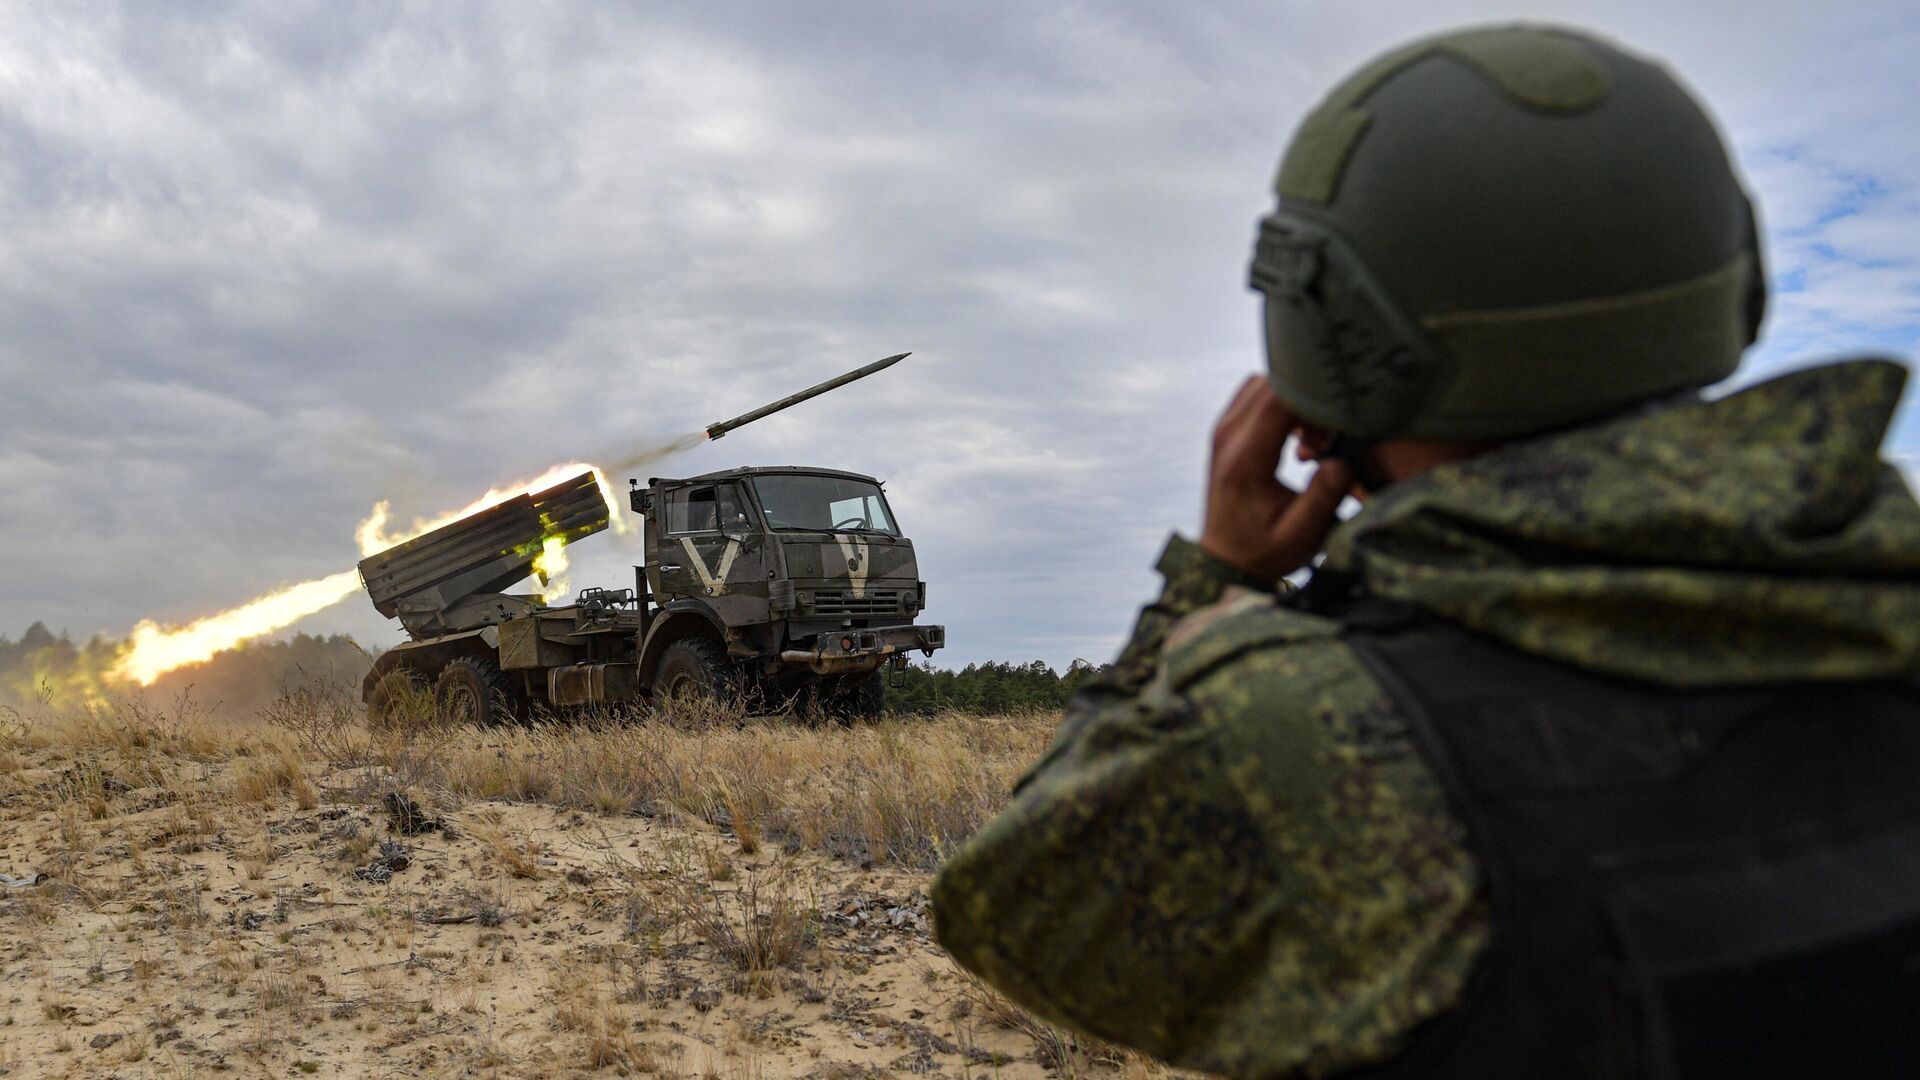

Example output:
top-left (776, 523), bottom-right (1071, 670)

top-left (361, 705), bottom-right (1052, 870)
top-left (21, 693), bottom-right (241, 760)
top-left (0, 687), bottom-right (1054, 884)
top-left (550, 962), bottom-right (663, 1071)
top-left (261, 681), bottom-right (379, 762)
top-left (467, 807), bottom-right (548, 879)
top-left (957, 972), bottom-right (1149, 1078)
top-left (231, 743), bottom-right (318, 808)
top-left (687, 871), bottom-right (819, 977)
top-left (250, 682), bottom-right (1049, 871)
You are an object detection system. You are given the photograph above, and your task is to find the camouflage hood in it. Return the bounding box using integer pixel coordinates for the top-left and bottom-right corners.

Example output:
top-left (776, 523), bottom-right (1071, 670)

top-left (1324, 359), bottom-right (1920, 686)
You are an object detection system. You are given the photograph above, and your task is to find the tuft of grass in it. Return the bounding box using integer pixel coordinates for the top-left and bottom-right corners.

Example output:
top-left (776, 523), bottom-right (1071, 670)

top-left (685, 872), bottom-right (819, 977)
top-left (231, 743), bottom-right (317, 808)
top-left (253, 970), bottom-right (311, 1021)
top-left (472, 885), bottom-right (514, 928)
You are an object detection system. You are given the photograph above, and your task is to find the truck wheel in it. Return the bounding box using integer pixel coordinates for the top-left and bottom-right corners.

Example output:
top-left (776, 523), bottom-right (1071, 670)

top-left (435, 656), bottom-right (519, 728)
top-left (840, 671), bottom-right (886, 723)
top-left (800, 671), bottom-right (886, 724)
top-left (654, 638), bottom-right (737, 707)
top-left (367, 669), bottom-right (431, 732)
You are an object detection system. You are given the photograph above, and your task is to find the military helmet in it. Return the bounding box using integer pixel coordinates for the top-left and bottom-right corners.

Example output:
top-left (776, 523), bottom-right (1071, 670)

top-left (1250, 25), bottom-right (1765, 442)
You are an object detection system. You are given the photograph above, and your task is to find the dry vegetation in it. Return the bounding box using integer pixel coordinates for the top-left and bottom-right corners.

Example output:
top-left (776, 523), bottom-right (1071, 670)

top-left (0, 688), bottom-right (1192, 1078)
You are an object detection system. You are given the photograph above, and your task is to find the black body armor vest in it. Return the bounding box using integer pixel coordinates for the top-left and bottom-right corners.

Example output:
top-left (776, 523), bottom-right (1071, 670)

top-left (1338, 608), bottom-right (1920, 1080)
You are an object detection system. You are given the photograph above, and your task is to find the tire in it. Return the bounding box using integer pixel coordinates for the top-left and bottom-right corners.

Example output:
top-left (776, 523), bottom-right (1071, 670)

top-left (798, 671), bottom-right (886, 725)
top-left (434, 655), bottom-right (520, 728)
top-left (653, 638), bottom-right (738, 706)
top-left (839, 671), bottom-right (886, 723)
top-left (366, 669), bottom-right (430, 732)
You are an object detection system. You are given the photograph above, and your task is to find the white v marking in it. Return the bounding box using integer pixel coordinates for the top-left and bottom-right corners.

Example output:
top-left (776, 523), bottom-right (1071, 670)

top-left (679, 537), bottom-right (741, 595)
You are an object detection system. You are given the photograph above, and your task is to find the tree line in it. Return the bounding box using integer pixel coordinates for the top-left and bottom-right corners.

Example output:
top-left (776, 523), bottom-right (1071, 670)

top-left (885, 658), bottom-right (1105, 716)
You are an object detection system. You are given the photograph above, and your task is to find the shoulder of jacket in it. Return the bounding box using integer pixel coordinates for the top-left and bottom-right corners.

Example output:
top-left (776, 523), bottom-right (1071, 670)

top-left (1159, 584), bottom-right (1347, 693)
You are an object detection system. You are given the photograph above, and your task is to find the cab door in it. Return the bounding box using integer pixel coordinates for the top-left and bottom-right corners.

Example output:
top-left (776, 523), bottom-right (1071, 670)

top-left (658, 483), bottom-right (768, 624)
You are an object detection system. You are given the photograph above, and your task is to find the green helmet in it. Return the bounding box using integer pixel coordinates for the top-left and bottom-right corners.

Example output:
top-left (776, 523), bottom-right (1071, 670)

top-left (1250, 25), bottom-right (1766, 442)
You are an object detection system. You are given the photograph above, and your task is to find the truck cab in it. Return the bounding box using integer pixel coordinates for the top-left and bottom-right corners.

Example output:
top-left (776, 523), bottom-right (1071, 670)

top-left (633, 467), bottom-right (943, 708)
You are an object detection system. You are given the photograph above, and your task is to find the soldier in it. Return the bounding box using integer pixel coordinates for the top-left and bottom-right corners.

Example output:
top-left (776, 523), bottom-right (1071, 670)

top-left (933, 24), bottom-right (1920, 1079)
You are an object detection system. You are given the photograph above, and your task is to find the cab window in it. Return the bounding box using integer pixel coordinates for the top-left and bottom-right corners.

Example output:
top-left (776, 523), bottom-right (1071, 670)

top-left (667, 487), bottom-right (717, 534)
top-left (666, 484), bottom-right (748, 535)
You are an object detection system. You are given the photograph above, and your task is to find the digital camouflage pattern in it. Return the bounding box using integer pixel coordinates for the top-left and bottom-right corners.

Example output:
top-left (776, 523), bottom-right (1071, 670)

top-left (933, 536), bottom-right (1488, 1078)
top-left (1326, 359), bottom-right (1920, 686)
top-left (933, 358), bottom-right (1920, 1077)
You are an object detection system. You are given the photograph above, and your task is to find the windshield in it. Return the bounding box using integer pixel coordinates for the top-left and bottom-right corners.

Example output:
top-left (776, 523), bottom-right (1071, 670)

top-left (752, 475), bottom-right (898, 535)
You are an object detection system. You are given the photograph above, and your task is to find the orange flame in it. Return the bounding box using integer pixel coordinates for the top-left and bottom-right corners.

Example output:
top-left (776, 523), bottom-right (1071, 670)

top-left (111, 463), bottom-right (631, 687)
top-left (353, 462), bottom-right (629, 556)
top-left (110, 571), bottom-right (365, 686)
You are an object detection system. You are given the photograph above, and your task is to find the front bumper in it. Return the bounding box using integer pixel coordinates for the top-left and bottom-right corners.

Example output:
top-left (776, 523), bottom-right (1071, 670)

top-left (781, 623), bottom-right (945, 675)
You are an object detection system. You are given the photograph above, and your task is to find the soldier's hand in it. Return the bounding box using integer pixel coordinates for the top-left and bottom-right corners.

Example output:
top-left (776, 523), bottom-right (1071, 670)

top-left (1199, 376), bottom-right (1355, 582)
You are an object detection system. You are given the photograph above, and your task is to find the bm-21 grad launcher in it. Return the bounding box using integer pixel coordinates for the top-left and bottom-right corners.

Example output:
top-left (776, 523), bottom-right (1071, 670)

top-left (357, 353), bottom-right (943, 725)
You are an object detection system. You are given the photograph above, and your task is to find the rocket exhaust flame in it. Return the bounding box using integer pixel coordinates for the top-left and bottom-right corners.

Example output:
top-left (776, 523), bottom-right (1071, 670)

top-left (110, 459), bottom-right (651, 687)
top-left (530, 535), bottom-right (572, 602)
top-left (353, 462), bottom-right (630, 556)
top-left (111, 571), bottom-right (365, 686)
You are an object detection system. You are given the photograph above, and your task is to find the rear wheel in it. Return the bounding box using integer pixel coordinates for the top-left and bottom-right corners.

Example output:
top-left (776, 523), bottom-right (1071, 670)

top-left (837, 671), bottom-right (886, 723)
top-left (435, 656), bottom-right (520, 728)
top-left (797, 671), bottom-right (886, 724)
top-left (654, 638), bottom-right (738, 707)
top-left (366, 669), bottom-right (430, 731)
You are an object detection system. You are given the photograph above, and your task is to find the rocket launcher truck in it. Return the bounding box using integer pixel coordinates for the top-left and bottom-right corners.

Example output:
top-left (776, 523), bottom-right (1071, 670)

top-left (356, 355), bottom-right (945, 724)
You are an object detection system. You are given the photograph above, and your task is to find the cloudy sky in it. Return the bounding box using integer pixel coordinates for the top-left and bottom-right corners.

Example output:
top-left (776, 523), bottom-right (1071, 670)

top-left (2, 0), bottom-right (1916, 670)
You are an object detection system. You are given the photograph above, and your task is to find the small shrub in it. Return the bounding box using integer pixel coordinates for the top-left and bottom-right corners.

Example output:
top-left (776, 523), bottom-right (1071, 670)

top-left (263, 683), bottom-right (372, 764)
top-left (683, 873), bottom-right (819, 976)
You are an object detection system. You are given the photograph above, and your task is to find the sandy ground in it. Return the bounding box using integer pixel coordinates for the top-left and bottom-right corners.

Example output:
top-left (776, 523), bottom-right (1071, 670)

top-left (0, 730), bottom-right (1134, 1079)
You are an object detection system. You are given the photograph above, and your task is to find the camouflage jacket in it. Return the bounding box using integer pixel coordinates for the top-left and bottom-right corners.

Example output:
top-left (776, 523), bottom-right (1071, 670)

top-left (932, 359), bottom-right (1920, 1078)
